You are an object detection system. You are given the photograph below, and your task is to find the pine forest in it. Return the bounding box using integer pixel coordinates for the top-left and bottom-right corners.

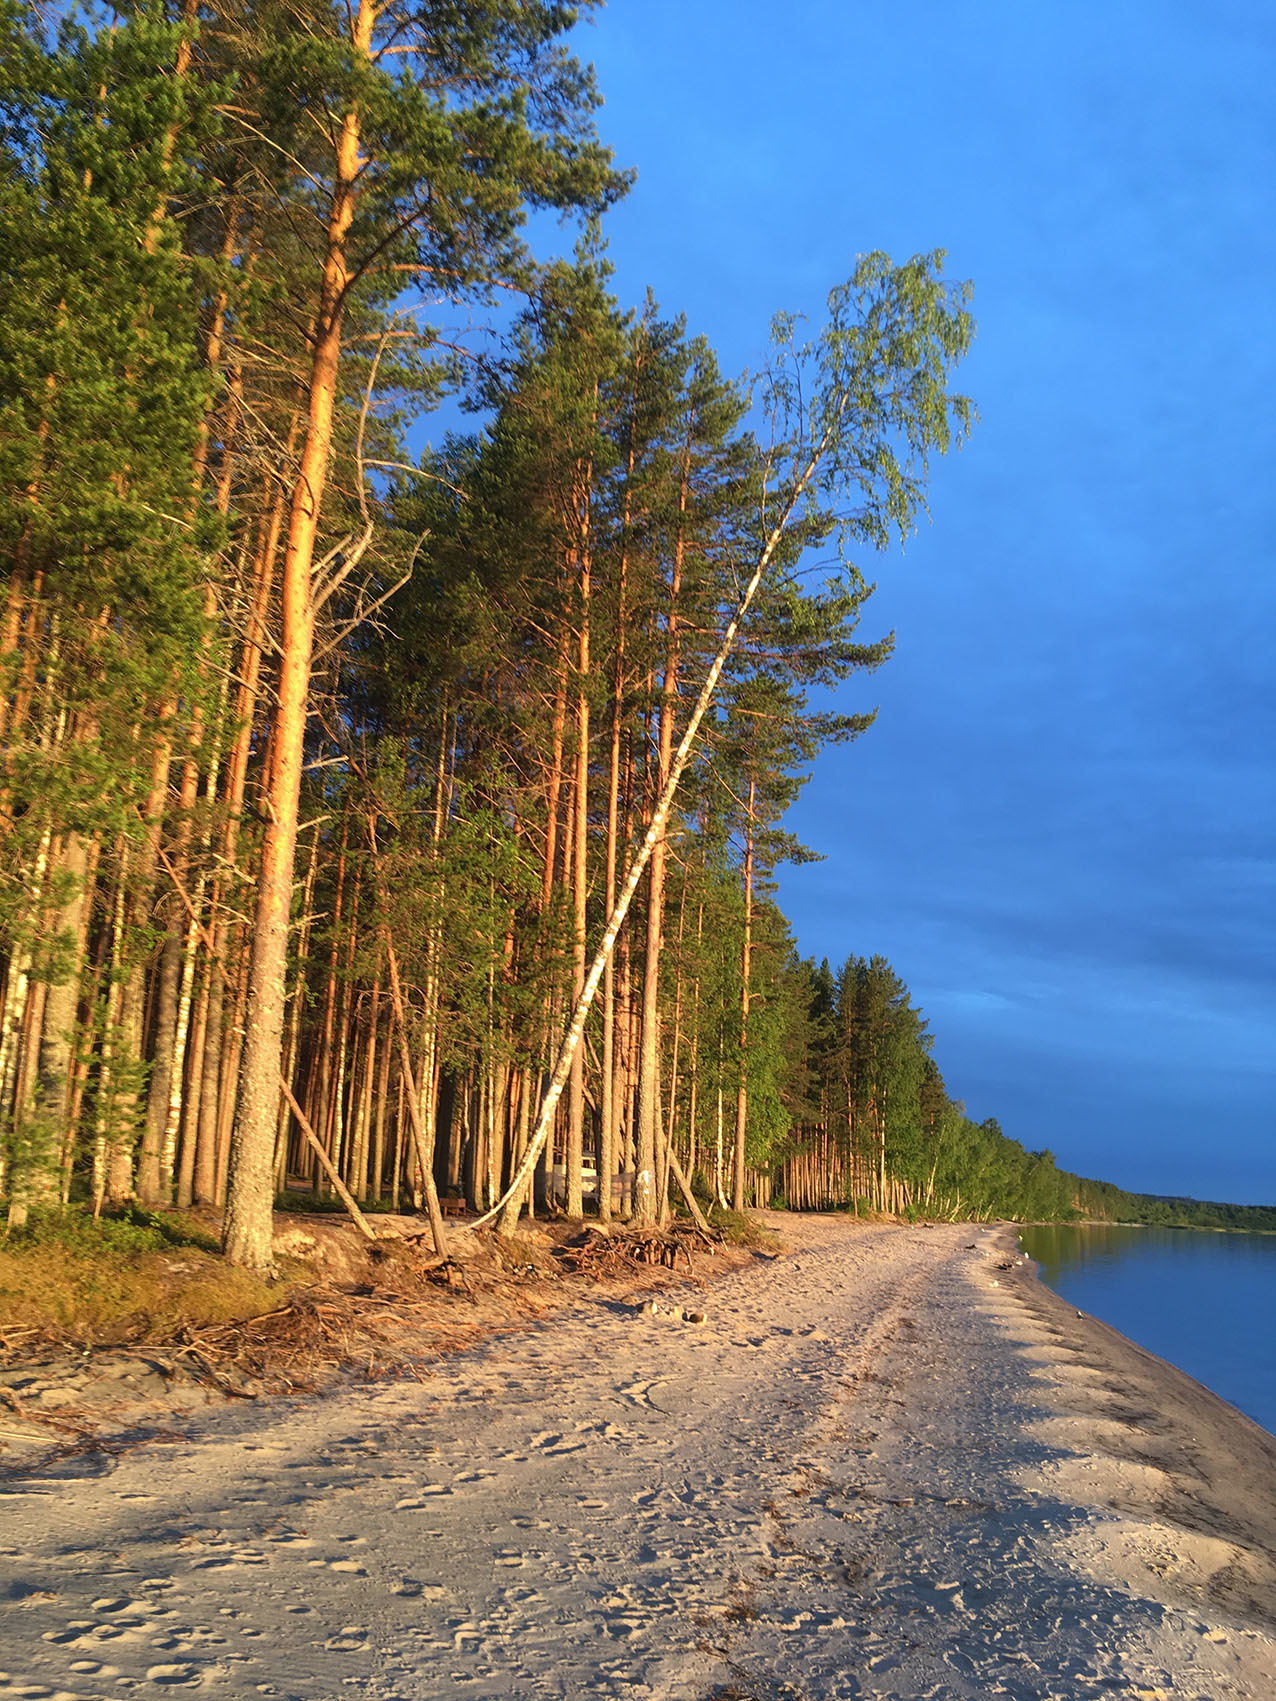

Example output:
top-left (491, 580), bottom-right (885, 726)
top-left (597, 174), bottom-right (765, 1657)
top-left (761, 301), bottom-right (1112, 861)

top-left (3, 0), bottom-right (1157, 1279)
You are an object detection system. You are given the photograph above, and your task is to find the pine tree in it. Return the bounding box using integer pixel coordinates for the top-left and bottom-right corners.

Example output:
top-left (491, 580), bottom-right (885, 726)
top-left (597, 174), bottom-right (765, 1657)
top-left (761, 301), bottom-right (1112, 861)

top-left (222, 1), bottom-right (626, 1271)
top-left (0, 2), bottom-right (218, 1222)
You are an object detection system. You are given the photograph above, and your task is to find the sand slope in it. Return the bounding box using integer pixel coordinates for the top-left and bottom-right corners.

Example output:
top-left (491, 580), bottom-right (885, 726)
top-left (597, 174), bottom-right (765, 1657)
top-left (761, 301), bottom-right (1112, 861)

top-left (1, 1214), bottom-right (1273, 1700)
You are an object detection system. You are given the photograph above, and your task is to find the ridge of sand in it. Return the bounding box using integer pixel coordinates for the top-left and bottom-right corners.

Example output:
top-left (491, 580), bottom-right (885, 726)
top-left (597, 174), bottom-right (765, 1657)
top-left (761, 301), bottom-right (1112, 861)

top-left (1, 1214), bottom-right (1273, 1699)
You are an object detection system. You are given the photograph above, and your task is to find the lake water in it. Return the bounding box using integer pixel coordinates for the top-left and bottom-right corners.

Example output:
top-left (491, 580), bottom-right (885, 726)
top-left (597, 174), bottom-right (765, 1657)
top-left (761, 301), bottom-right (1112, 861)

top-left (1018, 1222), bottom-right (1276, 1438)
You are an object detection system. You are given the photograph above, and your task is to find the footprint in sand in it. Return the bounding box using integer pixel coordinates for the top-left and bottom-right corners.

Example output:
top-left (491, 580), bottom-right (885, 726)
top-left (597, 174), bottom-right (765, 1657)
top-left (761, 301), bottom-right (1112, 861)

top-left (163, 1625), bottom-right (227, 1647)
top-left (617, 1378), bottom-right (666, 1409)
top-left (394, 1487), bottom-right (451, 1509)
top-left (324, 1627), bottom-right (369, 1652)
top-left (46, 1619), bottom-right (143, 1650)
top-left (189, 1550), bottom-right (268, 1571)
top-left (145, 1662), bottom-right (203, 1686)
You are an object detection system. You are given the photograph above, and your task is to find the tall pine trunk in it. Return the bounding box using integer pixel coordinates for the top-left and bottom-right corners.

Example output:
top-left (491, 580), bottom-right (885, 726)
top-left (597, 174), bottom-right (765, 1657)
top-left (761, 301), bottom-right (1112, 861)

top-left (633, 440), bottom-right (689, 1224)
top-left (566, 496), bottom-right (592, 1216)
top-left (223, 0), bottom-right (373, 1271)
top-left (732, 780), bottom-right (755, 1213)
top-left (10, 831), bottom-right (89, 1227)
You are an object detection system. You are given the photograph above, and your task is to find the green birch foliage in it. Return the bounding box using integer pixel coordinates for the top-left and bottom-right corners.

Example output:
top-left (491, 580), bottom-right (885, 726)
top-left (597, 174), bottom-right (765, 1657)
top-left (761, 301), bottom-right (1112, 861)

top-left (764, 250), bottom-right (976, 556)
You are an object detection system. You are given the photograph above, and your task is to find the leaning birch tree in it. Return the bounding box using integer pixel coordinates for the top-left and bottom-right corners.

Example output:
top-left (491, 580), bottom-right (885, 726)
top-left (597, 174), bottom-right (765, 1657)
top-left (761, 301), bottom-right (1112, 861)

top-left (483, 250), bottom-right (976, 1233)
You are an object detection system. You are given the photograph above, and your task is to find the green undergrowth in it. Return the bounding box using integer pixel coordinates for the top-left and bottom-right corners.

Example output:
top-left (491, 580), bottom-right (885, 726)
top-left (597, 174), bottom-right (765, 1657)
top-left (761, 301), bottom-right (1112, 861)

top-left (0, 1206), bottom-right (295, 1346)
top-left (13, 1203), bottom-right (220, 1256)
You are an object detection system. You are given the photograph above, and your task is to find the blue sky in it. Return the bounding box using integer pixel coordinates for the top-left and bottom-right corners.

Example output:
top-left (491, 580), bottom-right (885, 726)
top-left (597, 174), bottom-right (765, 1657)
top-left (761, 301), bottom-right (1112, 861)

top-left (547, 1), bottom-right (1275, 1201)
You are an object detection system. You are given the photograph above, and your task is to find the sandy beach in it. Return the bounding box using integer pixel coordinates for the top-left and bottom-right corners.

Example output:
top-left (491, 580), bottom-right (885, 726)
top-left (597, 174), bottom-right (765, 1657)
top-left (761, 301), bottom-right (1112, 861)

top-left (2, 1213), bottom-right (1274, 1700)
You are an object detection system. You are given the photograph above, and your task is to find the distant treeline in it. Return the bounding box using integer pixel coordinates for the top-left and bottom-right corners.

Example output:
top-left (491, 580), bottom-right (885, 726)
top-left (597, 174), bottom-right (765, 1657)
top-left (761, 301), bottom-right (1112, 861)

top-left (770, 954), bottom-right (1082, 1222)
top-left (1071, 1187), bottom-right (1276, 1234)
top-left (770, 957), bottom-right (1274, 1229)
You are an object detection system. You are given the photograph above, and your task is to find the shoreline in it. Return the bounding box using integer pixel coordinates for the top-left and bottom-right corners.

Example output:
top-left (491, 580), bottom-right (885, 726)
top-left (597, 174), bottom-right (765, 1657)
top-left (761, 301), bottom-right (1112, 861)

top-left (995, 1220), bottom-right (1276, 1633)
top-left (1016, 1215), bottom-right (1276, 1440)
top-left (1012, 1217), bottom-right (1276, 1445)
top-left (1, 1213), bottom-right (1274, 1699)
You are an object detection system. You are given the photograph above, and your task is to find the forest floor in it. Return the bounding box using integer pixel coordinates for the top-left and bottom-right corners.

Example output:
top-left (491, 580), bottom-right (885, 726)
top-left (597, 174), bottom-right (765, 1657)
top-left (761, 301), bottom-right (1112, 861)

top-left (1, 1212), bottom-right (1274, 1700)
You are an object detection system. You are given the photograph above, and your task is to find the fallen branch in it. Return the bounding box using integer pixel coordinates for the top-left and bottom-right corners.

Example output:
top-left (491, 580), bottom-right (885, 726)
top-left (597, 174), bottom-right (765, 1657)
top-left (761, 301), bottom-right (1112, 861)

top-left (279, 1077), bottom-right (377, 1241)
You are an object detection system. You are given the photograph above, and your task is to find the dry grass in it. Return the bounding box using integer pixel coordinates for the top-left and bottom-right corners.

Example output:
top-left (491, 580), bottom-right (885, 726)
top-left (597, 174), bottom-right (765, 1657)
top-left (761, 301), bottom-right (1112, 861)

top-left (0, 1208), bottom-right (289, 1347)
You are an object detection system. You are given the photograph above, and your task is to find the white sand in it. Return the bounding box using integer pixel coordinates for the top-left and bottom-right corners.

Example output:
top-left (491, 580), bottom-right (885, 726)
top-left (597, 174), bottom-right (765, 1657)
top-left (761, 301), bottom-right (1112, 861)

top-left (2, 1214), bottom-right (1274, 1699)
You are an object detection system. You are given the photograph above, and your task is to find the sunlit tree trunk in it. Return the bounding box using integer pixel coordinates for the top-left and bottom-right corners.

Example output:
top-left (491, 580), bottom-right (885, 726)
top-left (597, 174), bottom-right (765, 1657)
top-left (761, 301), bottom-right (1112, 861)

top-left (732, 779), bottom-right (756, 1213)
top-left (634, 439), bottom-right (689, 1223)
top-left (566, 481), bottom-right (592, 1216)
top-left (9, 831), bottom-right (89, 1227)
top-left (598, 512), bottom-right (630, 1225)
top-left (658, 879), bottom-right (688, 1224)
top-left (222, 0), bottom-right (375, 1272)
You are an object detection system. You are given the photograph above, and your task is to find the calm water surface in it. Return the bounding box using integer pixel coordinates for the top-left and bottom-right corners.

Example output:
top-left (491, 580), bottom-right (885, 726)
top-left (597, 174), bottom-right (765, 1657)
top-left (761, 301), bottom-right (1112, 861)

top-left (1018, 1223), bottom-right (1276, 1437)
